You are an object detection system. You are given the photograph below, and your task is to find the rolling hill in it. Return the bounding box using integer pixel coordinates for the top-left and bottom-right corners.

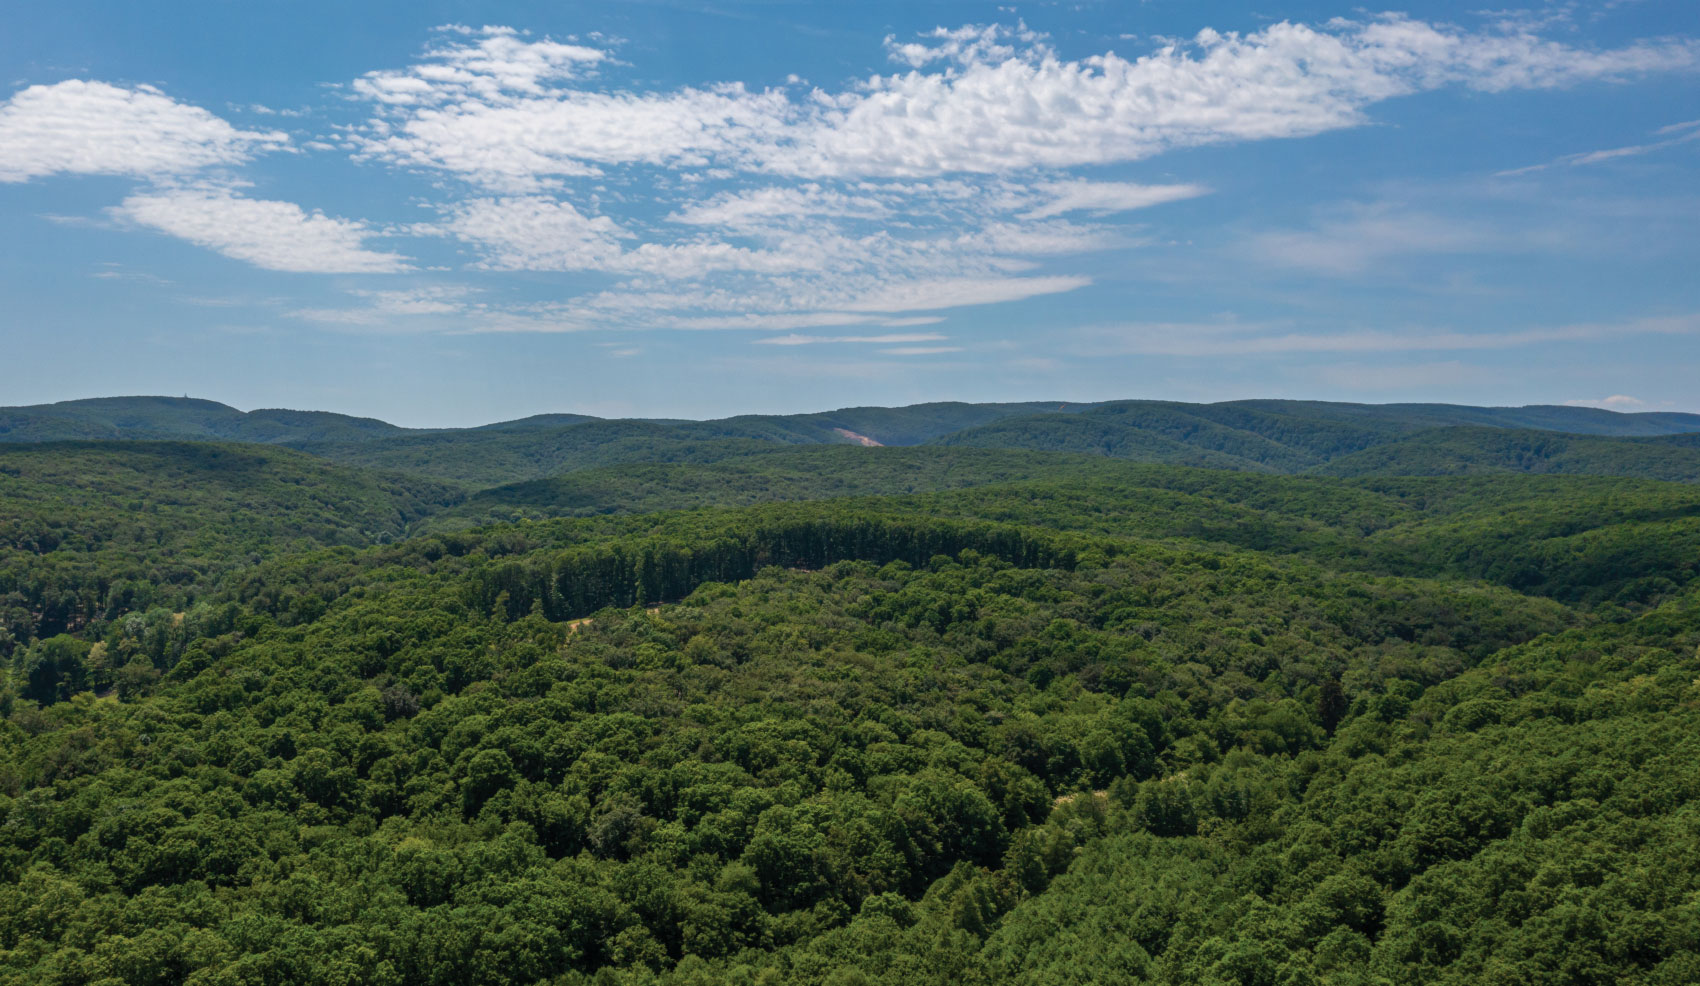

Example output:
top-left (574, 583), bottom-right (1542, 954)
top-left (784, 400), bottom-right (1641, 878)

top-left (0, 441), bottom-right (462, 644)
top-left (0, 396), bottom-right (412, 444)
top-left (1319, 426), bottom-right (1700, 482)
top-left (4, 395), bottom-right (1700, 489)
top-left (922, 400), bottom-right (1700, 471)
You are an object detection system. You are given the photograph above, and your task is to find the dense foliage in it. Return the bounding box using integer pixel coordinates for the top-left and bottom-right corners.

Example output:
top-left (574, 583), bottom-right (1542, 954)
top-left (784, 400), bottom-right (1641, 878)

top-left (2, 415), bottom-right (1699, 985)
top-left (298, 423), bottom-right (790, 489)
top-left (434, 448), bottom-right (1136, 528)
top-left (928, 402), bottom-right (1700, 474)
top-left (6, 397), bottom-right (1699, 487)
top-left (1320, 427), bottom-right (1700, 481)
top-left (0, 442), bottom-right (460, 652)
top-left (447, 454), bottom-right (1700, 609)
top-left (0, 398), bottom-right (408, 445)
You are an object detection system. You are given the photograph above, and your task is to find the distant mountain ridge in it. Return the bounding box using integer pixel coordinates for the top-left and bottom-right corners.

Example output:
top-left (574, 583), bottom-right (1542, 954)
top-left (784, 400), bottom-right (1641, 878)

top-left (926, 400), bottom-right (1700, 473)
top-left (0, 396), bottom-right (412, 444)
top-left (4, 395), bottom-right (1698, 488)
top-left (8, 395), bottom-right (1698, 445)
top-left (1317, 427), bottom-right (1700, 482)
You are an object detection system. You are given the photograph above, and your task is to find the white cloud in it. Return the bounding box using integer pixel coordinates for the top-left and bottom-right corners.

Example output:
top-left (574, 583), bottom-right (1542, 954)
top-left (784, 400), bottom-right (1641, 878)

top-left (883, 23), bottom-right (1046, 70)
top-left (355, 67), bottom-right (790, 190)
top-left (667, 313), bottom-right (881, 331)
top-left (0, 80), bottom-right (287, 183)
top-left (244, 103), bottom-right (309, 118)
top-left (383, 268), bottom-right (1085, 334)
top-left (770, 16), bottom-right (1700, 178)
top-left (754, 332), bottom-right (948, 345)
top-left (841, 275), bottom-right (1090, 312)
top-left (619, 240), bottom-right (819, 276)
top-left (962, 220), bottom-right (1121, 256)
top-left (111, 185), bottom-right (411, 273)
top-left (669, 184), bottom-right (893, 229)
top-left (1020, 180), bottom-right (1209, 219)
top-left (353, 25), bottom-right (607, 107)
top-left (426, 195), bottom-right (626, 268)
top-left (313, 15), bottom-right (1700, 334)
top-left (425, 195), bottom-right (812, 275)
top-left (37, 14), bottom-right (1690, 341)
top-left (880, 345), bottom-right (963, 355)
top-left (403, 182), bottom-right (1110, 330)
top-left (350, 16), bottom-right (1700, 186)
top-left (658, 313), bottom-right (948, 332)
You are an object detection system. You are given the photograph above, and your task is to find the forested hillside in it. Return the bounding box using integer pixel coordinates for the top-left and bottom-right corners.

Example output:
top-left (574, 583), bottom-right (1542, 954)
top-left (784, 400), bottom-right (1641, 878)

top-left (6, 397), bottom-right (1699, 487)
top-left (1319, 427), bottom-right (1700, 482)
top-left (0, 442), bottom-right (461, 651)
top-left (297, 422), bottom-right (789, 489)
top-left (2, 406), bottom-right (1699, 985)
top-left (0, 398), bottom-right (411, 445)
top-left (926, 401), bottom-right (1700, 475)
top-left (436, 448), bottom-right (1136, 528)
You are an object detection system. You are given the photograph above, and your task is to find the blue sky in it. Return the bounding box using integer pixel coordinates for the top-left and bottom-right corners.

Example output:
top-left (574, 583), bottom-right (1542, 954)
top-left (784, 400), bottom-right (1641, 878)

top-left (2, 1), bottom-right (1697, 426)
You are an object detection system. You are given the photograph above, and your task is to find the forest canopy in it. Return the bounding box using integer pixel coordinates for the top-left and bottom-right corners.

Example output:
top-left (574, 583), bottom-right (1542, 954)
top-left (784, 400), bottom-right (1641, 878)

top-left (2, 398), bottom-right (1699, 985)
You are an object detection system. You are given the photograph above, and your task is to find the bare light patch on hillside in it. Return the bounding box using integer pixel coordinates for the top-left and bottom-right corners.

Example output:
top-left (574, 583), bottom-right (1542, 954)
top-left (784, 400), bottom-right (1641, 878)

top-left (834, 428), bottom-right (883, 446)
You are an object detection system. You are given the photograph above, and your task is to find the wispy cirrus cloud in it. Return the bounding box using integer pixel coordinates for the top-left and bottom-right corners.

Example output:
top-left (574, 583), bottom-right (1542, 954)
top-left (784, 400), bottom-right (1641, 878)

top-left (880, 345), bottom-right (962, 355)
top-left (1020, 181), bottom-right (1210, 219)
top-left (754, 332), bottom-right (948, 346)
top-left (840, 275), bottom-right (1090, 312)
top-left (667, 314), bottom-right (937, 331)
top-left (1497, 118), bottom-right (1700, 176)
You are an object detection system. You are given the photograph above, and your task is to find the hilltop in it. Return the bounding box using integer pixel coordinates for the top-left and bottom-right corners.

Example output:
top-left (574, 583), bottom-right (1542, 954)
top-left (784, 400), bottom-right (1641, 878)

top-left (5, 396), bottom-right (1699, 487)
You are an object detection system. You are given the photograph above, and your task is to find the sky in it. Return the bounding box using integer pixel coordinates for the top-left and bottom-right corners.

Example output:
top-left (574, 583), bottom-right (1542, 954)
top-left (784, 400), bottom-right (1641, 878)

top-left (2, 1), bottom-right (1697, 426)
